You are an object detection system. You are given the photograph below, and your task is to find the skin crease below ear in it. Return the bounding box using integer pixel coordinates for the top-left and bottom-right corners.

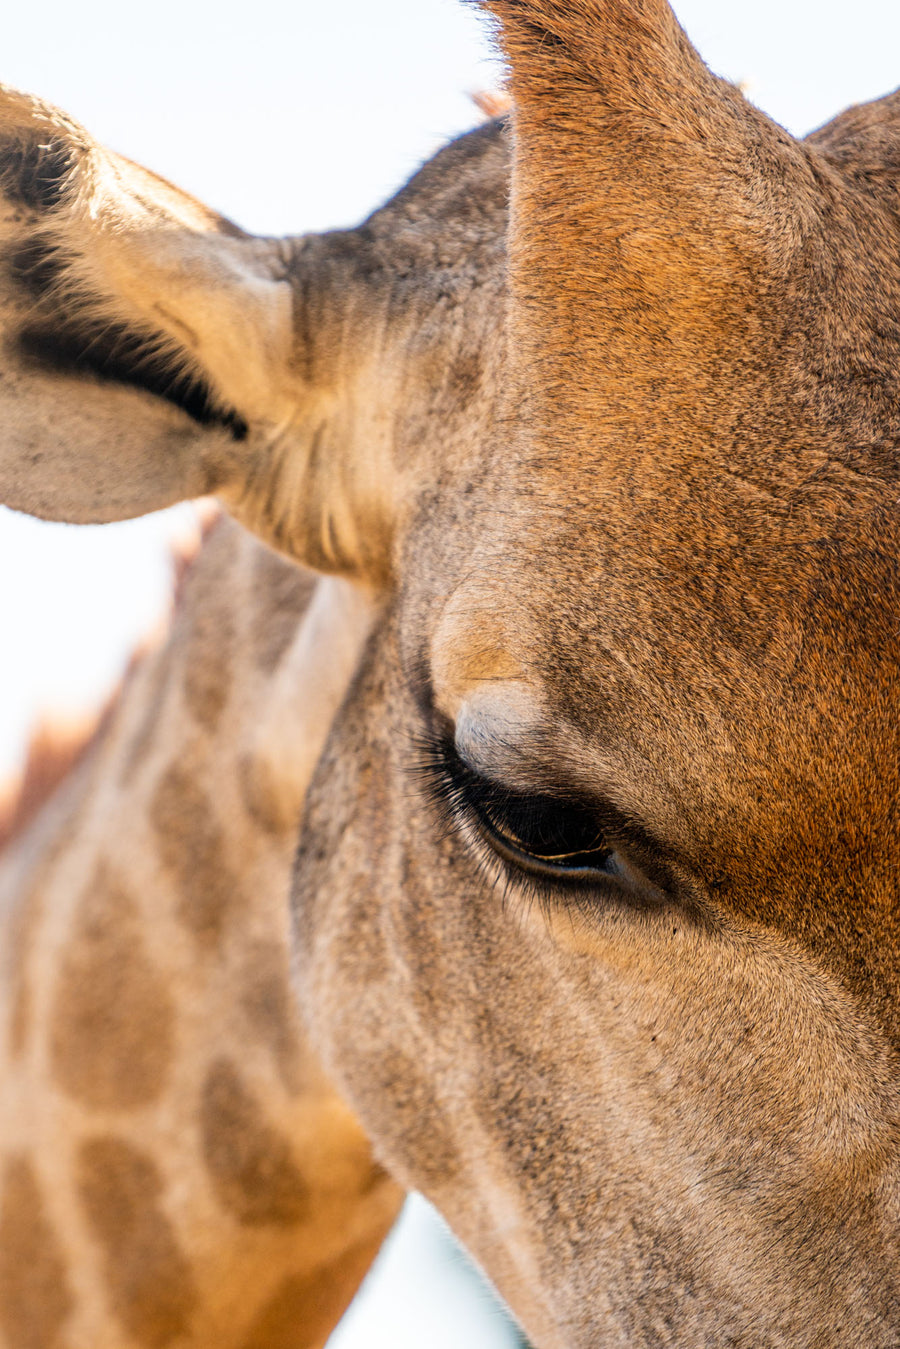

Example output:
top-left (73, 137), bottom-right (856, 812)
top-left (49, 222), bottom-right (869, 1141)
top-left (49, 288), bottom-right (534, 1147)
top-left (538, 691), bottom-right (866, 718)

top-left (5, 0), bottom-right (900, 1345)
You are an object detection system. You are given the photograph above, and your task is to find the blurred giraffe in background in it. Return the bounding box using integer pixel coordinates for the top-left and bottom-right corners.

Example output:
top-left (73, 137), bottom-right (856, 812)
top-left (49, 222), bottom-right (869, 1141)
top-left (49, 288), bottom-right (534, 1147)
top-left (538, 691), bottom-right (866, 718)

top-left (0, 511), bottom-right (403, 1349)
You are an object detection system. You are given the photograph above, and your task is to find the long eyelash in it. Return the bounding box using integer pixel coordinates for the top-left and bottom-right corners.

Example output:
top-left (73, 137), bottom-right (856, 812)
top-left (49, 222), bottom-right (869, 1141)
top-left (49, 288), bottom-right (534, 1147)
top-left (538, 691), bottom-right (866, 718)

top-left (409, 726), bottom-right (618, 918)
top-left (411, 726), bottom-right (550, 848)
top-left (409, 726), bottom-right (549, 912)
top-left (410, 725), bottom-right (473, 814)
top-left (412, 726), bottom-right (509, 824)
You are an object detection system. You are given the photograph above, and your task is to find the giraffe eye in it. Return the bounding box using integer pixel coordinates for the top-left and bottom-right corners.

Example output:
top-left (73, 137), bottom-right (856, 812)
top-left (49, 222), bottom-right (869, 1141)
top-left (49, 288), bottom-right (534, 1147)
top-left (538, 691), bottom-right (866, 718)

top-left (420, 734), bottom-right (623, 884)
top-left (470, 786), bottom-right (618, 879)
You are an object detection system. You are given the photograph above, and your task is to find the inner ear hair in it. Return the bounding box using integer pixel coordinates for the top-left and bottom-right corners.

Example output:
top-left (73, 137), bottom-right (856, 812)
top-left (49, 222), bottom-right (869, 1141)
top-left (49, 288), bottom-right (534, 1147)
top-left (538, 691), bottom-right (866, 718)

top-left (9, 234), bottom-right (248, 439)
top-left (0, 129), bottom-right (80, 213)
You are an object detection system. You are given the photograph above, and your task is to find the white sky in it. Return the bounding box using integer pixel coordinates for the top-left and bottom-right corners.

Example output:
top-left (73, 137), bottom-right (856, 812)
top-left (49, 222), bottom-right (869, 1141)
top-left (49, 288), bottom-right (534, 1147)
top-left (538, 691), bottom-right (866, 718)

top-left (2, 1), bottom-right (899, 1343)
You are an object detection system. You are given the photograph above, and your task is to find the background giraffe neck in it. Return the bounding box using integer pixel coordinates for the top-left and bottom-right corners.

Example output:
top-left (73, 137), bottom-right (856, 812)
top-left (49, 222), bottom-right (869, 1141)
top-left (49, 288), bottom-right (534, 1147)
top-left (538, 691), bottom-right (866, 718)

top-left (0, 514), bottom-right (402, 1349)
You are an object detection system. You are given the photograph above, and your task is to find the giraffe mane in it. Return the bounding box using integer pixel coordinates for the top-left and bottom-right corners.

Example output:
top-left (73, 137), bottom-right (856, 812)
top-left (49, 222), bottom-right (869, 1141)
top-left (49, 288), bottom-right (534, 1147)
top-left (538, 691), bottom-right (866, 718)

top-left (0, 710), bottom-right (110, 852)
top-left (470, 89), bottom-right (512, 119)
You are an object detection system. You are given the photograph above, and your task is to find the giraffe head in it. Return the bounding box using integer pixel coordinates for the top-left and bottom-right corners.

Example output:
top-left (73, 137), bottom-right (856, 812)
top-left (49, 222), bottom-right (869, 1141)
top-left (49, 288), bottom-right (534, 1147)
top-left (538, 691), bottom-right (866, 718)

top-left (3, 1), bottom-right (900, 1342)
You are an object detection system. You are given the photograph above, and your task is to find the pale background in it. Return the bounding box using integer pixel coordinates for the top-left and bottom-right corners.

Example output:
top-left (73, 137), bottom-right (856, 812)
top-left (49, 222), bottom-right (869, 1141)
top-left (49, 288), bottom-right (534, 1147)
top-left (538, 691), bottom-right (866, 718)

top-left (1, 1), bottom-right (898, 1342)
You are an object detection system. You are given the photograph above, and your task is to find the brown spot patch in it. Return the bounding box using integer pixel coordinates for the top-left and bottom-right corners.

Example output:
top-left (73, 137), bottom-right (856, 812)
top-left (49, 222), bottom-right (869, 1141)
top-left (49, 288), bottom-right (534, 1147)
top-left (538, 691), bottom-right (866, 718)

top-left (239, 1232), bottom-right (391, 1349)
top-left (78, 1138), bottom-right (197, 1348)
top-left (150, 760), bottom-right (241, 948)
top-left (251, 546), bottom-right (317, 672)
top-left (50, 864), bottom-right (174, 1109)
top-left (241, 939), bottom-right (305, 1094)
top-left (201, 1058), bottom-right (311, 1226)
top-left (183, 606), bottom-right (235, 732)
top-left (238, 751), bottom-right (298, 837)
top-left (0, 1156), bottom-right (72, 1349)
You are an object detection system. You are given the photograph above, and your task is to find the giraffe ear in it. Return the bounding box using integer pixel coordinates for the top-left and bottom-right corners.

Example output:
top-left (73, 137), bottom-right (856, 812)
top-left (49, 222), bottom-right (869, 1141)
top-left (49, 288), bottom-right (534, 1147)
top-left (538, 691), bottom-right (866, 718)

top-left (0, 86), bottom-right (296, 531)
top-left (478, 0), bottom-right (813, 238)
top-left (482, 0), bottom-right (703, 107)
top-left (478, 0), bottom-right (816, 394)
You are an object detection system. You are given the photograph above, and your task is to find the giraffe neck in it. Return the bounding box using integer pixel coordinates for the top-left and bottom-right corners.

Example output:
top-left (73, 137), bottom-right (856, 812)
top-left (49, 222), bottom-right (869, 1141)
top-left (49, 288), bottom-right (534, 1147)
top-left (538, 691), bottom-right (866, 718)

top-left (0, 515), bottom-right (402, 1349)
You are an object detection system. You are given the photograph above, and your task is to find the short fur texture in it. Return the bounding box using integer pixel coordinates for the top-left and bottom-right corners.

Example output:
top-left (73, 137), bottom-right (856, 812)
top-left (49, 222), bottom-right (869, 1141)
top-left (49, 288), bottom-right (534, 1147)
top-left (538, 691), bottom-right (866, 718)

top-left (2, 2), bottom-right (900, 1343)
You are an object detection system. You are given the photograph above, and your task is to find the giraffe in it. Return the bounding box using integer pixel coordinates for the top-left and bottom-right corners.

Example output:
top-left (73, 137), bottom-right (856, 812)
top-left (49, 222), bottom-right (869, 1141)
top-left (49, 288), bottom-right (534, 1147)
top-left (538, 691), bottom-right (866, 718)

top-left (0, 510), bottom-right (403, 1348)
top-left (3, 0), bottom-right (900, 1342)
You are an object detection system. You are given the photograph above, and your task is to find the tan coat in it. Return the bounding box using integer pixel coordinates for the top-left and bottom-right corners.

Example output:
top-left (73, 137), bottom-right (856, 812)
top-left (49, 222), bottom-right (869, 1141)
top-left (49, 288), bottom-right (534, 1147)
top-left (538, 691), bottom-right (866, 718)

top-left (1, 1), bottom-right (900, 1342)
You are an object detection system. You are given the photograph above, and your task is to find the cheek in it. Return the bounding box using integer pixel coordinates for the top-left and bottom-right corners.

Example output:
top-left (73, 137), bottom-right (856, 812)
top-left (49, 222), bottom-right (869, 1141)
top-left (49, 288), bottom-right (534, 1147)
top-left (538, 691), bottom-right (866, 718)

top-left (292, 753), bottom-right (586, 1340)
top-left (288, 671), bottom-right (900, 1345)
top-left (292, 742), bottom-right (473, 1182)
top-left (293, 726), bottom-right (591, 1210)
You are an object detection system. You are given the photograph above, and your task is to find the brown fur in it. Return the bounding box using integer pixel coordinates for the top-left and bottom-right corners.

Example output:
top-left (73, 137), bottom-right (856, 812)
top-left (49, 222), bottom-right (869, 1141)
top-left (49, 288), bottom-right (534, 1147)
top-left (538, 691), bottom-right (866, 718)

top-left (50, 864), bottom-right (176, 1110)
top-left (77, 1138), bottom-right (199, 1349)
top-left (238, 1235), bottom-right (392, 1349)
top-left (150, 757), bottom-right (245, 948)
top-left (5, 2), bottom-right (900, 1343)
top-left (0, 1157), bottom-right (72, 1349)
top-left (200, 1058), bottom-right (312, 1226)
